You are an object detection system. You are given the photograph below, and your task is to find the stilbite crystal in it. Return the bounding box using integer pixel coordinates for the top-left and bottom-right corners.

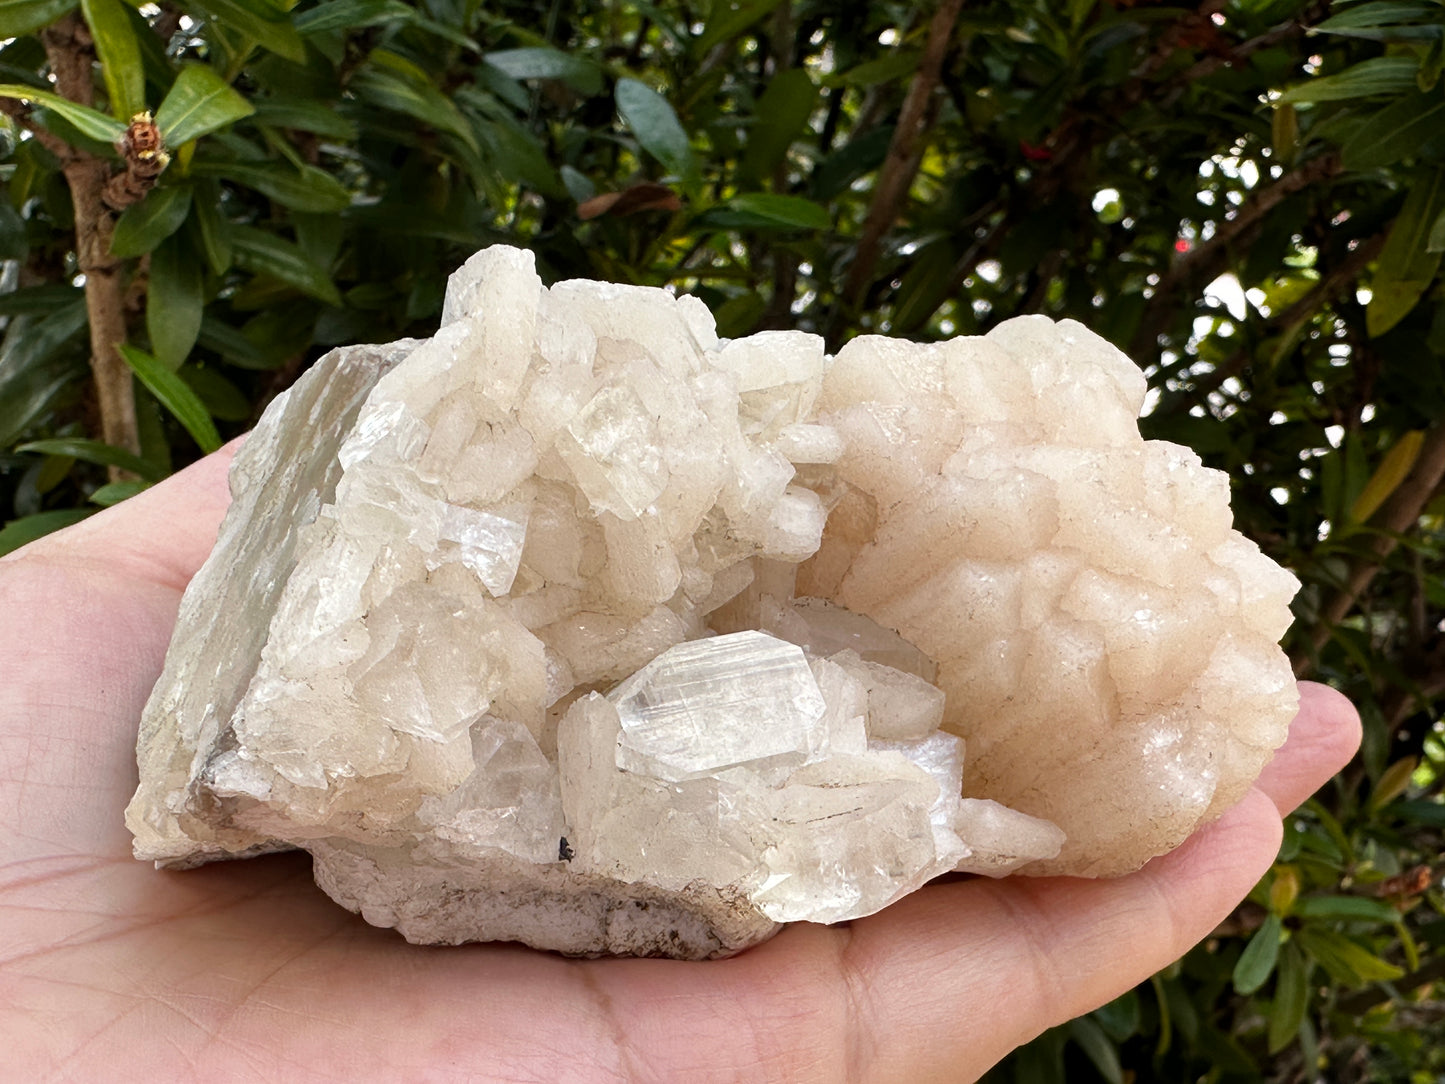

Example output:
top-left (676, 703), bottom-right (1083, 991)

top-left (126, 245), bottom-right (1299, 958)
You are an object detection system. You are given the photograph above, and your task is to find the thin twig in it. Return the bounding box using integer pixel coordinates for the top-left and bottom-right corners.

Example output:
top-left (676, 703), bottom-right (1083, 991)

top-left (837, 0), bottom-right (963, 315)
top-left (1149, 232), bottom-right (1384, 419)
top-left (891, 5), bottom-right (1325, 339)
top-left (1133, 152), bottom-right (1342, 360)
top-left (1156, 18), bottom-right (1310, 107)
top-left (1383, 635), bottom-right (1445, 727)
top-left (1295, 424), bottom-right (1445, 674)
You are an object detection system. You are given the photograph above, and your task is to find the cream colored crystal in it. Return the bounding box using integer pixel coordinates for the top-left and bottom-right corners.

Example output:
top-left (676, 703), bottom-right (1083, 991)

top-left (127, 245), bottom-right (1299, 957)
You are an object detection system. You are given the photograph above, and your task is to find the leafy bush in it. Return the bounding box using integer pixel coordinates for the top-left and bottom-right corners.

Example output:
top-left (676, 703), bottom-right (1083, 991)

top-left (1, 0), bottom-right (1441, 1078)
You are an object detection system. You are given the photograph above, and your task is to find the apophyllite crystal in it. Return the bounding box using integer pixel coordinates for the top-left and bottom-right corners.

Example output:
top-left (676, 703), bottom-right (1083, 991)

top-left (126, 246), bottom-right (1300, 958)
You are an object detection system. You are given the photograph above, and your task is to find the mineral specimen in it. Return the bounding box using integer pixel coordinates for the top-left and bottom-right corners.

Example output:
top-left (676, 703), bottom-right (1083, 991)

top-left (126, 245), bottom-right (1300, 959)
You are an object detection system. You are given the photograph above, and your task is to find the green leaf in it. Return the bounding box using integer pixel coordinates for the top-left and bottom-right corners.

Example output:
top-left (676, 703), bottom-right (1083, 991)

top-left (294, 211), bottom-right (343, 272)
top-left (123, 0), bottom-right (176, 96)
top-left (118, 342), bottom-right (223, 453)
top-left (1014, 1027), bottom-right (1067, 1084)
top-left (695, 192), bottom-right (830, 231)
top-left (1313, 2), bottom-right (1444, 42)
top-left (484, 47), bottom-right (603, 96)
top-left (133, 390), bottom-right (172, 477)
top-left (188, 0), bottom-right (306, 62)
top-left (1342, 88), bottom-right (1445, 171)
top-left (295, 0), bottom-right (412, 34)
top-left (147, 232), bottom-right (204, 369)
top-left (0, 0), bottom-right (77, 39)
top-left (1421, 33), bottom-right (1445, 91)
top-left (1268, 944), bottom-right (1309, 1054)
top-left (384, 9), bottom-right (479, 54)
top-left (0, 509), bottom-right (91, 557)
top-left (80, 0), bottom-right (144, 120)
top-left (89, 479), bottom-right (150, 505)
top-left (560, 164), bottom-right (595, 203)
top-left (1295, 895), bottom-right (1403, 923)
top-left (1369, 752), bottom-right (1420, 809)
top-left (1429, 206), bottom-right (1445, 252)
top-left (0, 83), bottom-right (126, 142)
top-left (180, 363), bottom-right (251, 420)
top-left (812, 126), bottom-right (892, 202)
top-left (712, 292), bottom-right (764, 337)
top-left (1305, 797), bottom-right (1356, 866)
top-left (1066, 1017), bottom-right (1124, 1084)
top-left (839, 49), bottom-right (924, 88)
top-left (893, 238), bottom-right (959, 332)
top-left (231, 225), bottom-right (341, 305)
top-left (34, 447), bottom-right (75, 493)
top-left (0, 293), bottom-right (86, 349)
top-left (110, 185), bottom-right (192, 257)
top-left (1234, 913), bottom-right (1283, 995)
top-left (616, 77), bottom-right (698, 182)
top-left (1295, 927), bottom-right (1406, 986)
top-left (351, 55), bottom-right (479, 152)
top-left (195, 314), bottom-right (270, 368)
top-left (738, 68), bottom-right (818, 186)
top-left (1392, 797), bottom-right (1445, 826)
top-left (1369, 167), bottom-right (1445, 335)
top-left (1279, 57), bottom-right (1421, 103)
top-left (0, 301), bottom-right (89, 447)
top-left (1091, 991), bottom-right (1140, 1044)
top-left (16, 438), bottom-right (164, 479)
top-left (1351, 430), bottom-right (1425, 522)
top-left (471, 61), bottom-right (529, 111)
top-left (154, 64), bottom-right (255, 148)
top-left (473, 117), bottom-right (564, 199)
top-left (250, 96), bottom-right (359, 140)
top-left (191, 159), bottom-right (350, 212)
top-left (0, 198), bottom-right (27, 260)
top-left (191, 177), bottom-right (232, 275)
top-left (693, 0), bottom-right (782, 56)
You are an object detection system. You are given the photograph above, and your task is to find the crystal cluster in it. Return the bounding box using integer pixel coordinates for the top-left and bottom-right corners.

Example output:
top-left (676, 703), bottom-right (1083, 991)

top-left (126, 246), bottom-right (1300, 958)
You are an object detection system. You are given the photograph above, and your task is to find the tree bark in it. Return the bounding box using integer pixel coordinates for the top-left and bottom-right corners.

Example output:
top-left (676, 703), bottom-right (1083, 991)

top-left (837, 0), bottom-right (963, 317)
top-left (41, 15), bottom-right (139, 459)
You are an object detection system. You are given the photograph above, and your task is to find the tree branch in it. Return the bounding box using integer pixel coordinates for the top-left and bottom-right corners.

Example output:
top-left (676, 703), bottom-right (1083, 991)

top-left (837, 0), bottom-right (963, 316)
top-left (1384, 634), bottom-right (1445, 729)
top-left (879, 6), bottom-right (1329, 340)
top-left (1132, 152), bottom-right (1342, 361)
top-left (40, 14), bottom-right (139, 461)
top-left (1336, 954), bottom-right (1445, 1017)
top-left (1155, 17), bottom-right (1311, 107)
top-left (1150, 232), bottom-right (1385, 419)
top-left (1295, 423), bottom-right (1445, 674)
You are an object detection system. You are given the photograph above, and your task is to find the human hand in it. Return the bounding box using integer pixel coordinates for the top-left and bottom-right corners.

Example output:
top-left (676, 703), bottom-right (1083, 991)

top-left (0, 444), bottom-right (1361, 1082)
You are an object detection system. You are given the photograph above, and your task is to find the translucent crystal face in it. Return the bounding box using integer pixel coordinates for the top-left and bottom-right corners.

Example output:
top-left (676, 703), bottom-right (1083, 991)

top-left (126, 245), bottom-right (1299, 959)
top-left (609, 631), bottom-right (829, 782)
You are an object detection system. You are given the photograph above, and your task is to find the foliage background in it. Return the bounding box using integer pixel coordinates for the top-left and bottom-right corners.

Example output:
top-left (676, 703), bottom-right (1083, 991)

top-left (1, 0), bottom-right (1443, 1078)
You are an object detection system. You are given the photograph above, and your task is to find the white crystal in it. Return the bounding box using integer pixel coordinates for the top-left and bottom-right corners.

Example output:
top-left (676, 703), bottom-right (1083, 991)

top-left (609, 631), bottom-right (828, 782)
top-left (950, 799), bottom-right (1068, 876)
top-left (830, 649), bottom-right (946, 740)
top-left (556, 382), bottom-right (668, 519)
top-left (432, 502), bottom-right (529, 596)
top-left (775, 422), bottom-right (845, 464)
top-left (127, 244), bottom-right (1300, 958)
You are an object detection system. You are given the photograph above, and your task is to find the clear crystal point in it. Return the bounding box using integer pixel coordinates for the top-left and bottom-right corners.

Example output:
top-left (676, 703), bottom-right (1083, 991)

top-left (608, 630), bottom-right (828, 782)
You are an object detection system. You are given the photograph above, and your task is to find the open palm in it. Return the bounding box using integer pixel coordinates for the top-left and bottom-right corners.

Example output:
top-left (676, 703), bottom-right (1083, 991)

top-left (1, 445), bottom-right (1360, 1083)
